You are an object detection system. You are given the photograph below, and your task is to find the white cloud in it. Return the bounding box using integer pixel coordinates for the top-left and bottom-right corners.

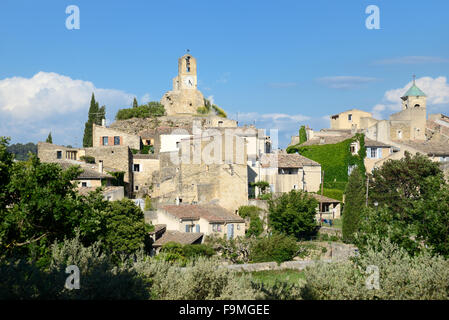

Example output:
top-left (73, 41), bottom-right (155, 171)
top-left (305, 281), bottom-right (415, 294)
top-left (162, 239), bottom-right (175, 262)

top-left (0, 71), bottom-right (138, 146)
top-left (317, 76), bottom-right (378, 89)
top-left (140, 93), bottom-right (151, 104)
top-left (370, 76), bottom-right (449, 119)
top-left (374, 56), bottom-right (449, 65)
top-left (0, 71), bottom-right (134, 120)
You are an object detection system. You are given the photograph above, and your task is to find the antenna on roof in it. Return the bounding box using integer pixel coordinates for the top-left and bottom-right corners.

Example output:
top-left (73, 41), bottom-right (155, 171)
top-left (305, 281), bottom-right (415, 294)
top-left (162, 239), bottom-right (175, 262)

top-left (413, 74), bottom-right (416, 85)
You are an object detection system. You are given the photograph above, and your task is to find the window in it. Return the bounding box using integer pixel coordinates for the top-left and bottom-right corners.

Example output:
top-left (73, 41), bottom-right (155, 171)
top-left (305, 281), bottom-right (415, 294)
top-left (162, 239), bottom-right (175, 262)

top-left (135, 185), bottom-right (139, 191)
top-left (81, 182), bottom-right (87, 187)
top-left (348, 114), bottom-right (352, 121)
top-left (114, 136), bottom-right (120, 145)
top-left (371, 148), bottom-right (377, 158)
top-left (56, 150), bottom-right (62, 159)
top-left (195, 225), bottom-right (200, 233)
top-left (350, 143), bottom-right (358, 154)
top-left (322, 204), bottom-right (330, 212)
top-left (185, 224), bottom-right (193, 233)
top-left (133, 164), bottom-right (141, 172)
top-left (102, 136), bottom-right (108, 145)
top-left (293, 184), bottom-right (298, 189)
top-left (212, 224), bottom-right (222, 232)
top-left (397, 130), bottom-right (402, 139)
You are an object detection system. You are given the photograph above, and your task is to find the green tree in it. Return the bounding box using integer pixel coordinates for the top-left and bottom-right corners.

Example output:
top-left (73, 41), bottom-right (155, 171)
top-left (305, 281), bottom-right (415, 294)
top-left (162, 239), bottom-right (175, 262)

top-left (133, 97), bottom-right (138, 108)
top-left (369, 151), bottom-right (444, 214)
top-left (299, 125), bottom-right (307, 144)
top-left (268, 190), bottom-right (318, 240)
top-left (83, 93), bottom-right (105, 147)
top-left (46, 132), bottom-right (52, 144)
top-left (99, 199), bottom-right (152, 258)
top-left (355, 152), bottom-right (448, 256)
top-left (342, 169), bottom-right (365, 243)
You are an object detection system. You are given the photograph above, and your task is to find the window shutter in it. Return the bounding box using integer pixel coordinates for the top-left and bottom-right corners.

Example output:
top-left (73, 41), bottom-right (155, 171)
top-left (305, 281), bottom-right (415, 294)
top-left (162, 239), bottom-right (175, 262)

top-left (366, 148), bottom-right (371, 158)
top-left (185, 225), bottom-right (189, 232)
top-left (196, 225), bottom-right (200, 233)
top-left (378, 148), bottom-right (382, 159)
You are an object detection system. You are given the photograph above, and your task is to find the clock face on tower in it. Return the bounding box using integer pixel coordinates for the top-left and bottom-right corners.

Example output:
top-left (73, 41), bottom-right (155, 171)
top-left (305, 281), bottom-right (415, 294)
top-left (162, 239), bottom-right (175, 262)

top-left (183, 76), bottom-right (194, 88)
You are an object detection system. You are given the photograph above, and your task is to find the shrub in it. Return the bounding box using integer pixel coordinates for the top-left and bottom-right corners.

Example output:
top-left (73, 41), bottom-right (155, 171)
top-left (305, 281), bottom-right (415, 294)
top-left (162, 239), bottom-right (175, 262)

top-left (249, 233), bottom-right (300, 264)
top-left (115, 102), bottom-right (165, 120)
top-left (301, 236), bottom-right (449, 300)
top-left (158, 242), bottom-right (215, 266)
top-left (79, 155), bottom-right (95, 164)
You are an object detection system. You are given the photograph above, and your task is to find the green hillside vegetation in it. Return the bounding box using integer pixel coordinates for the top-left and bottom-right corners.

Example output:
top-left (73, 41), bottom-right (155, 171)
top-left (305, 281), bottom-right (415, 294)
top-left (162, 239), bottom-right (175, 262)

top-left (115, 101), bottom-right (165, 120)
top-left (286, 134), bottom-right (366, 201)
top-left (6, 142), bottom-right (37, 161)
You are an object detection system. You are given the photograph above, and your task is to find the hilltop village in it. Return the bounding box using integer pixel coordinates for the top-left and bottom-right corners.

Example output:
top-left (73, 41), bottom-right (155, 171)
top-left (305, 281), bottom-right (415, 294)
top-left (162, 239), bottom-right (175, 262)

top-left (37, 54), bottom-right (449, 248)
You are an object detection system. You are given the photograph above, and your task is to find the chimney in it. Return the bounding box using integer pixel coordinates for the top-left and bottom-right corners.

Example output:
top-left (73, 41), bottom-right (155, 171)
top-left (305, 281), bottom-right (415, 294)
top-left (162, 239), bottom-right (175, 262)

top-left (98, 160), bottom-right (103, 174)
top-left (101, 118), bottom-right (106, 127)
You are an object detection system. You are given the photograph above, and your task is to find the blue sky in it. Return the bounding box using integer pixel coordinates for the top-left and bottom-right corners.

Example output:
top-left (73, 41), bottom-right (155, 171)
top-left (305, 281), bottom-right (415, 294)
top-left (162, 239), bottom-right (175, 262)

top-left (1, 0), bottom-right (449, 148)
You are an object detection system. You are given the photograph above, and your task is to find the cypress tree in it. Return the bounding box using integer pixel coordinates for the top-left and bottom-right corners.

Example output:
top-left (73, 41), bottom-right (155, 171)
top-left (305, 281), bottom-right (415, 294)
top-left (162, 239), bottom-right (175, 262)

top-left (46, 132), bottom-right (52, 144)
top-left (133, 97), bottom-right (138, 108)
top-left (83, 93), bottom-right (105, 147)
top-left (299, 125), bottom-right (307, 144)
top-left (342, 168), bottom-right (365, 243)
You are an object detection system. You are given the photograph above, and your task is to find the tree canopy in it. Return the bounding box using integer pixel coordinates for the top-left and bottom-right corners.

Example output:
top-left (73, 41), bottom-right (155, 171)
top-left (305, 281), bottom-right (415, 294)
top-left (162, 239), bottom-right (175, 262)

top-left (115, 101), bottom-right (165, 120)
top-left (268, 190), bottom-right (318, 240)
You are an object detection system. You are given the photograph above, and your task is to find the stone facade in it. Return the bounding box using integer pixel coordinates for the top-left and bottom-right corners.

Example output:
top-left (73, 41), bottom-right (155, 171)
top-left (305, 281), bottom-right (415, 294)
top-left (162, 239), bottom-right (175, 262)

top-left (92, 124), bottom-right (141, 149)
top-left (330, 109), bottom-right (374, 130)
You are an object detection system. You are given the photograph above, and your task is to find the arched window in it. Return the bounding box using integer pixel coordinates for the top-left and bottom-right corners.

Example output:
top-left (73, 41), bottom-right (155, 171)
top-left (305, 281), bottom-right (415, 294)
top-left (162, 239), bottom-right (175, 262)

top-left (186, 56), bottom-right (191, 72)
top-left (414, 104), bottom-right (420, 108)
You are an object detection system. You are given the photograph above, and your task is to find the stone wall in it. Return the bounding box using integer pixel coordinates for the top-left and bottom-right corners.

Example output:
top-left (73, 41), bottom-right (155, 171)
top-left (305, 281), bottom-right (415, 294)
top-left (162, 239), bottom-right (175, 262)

top-left (93, 124), bottom-right (141, 149)
top-left (84, 146), bottom-right (133, 195)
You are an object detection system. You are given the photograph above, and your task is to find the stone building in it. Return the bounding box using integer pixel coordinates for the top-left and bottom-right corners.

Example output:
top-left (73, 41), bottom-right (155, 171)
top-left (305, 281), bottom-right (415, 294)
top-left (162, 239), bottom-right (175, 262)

top-left (152, 204), bottom-right (245, 240)
top-left (255, 151), bottom-right (322, 195)
top-left (293, 78), bottom-right (449, 173)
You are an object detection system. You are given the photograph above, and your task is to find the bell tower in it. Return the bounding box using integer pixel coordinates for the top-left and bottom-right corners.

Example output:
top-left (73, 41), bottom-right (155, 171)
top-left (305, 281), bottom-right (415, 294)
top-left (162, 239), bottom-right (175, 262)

top-left (173, 52), bottom-right (198, 90)
top-left (401, 75), bottom-right (427, 110)
top-left (162, 52), bottom-right (206, 115)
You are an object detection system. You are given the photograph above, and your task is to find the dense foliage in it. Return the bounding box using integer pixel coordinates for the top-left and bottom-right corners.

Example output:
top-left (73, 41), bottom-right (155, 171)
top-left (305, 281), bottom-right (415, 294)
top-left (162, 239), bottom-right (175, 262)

top-left (249, 233), bottom-right (301, 264)
top-left (238, 205), bottom-right (264, 237)
top-left (115, 101), bottom-right (165, 120)
top-left (342, 169), bottom-right (365, 243)
top-left (268, 190), bottom-right (318, 240)
top-left (0, 137), bottom-right (150, 265)
top-left (6, 142), bottom-right (37, 161)
top-left (286, 134), bottom-right (366, 201)
top-left (302, 237), bottom-right (449, 300)
top-left (158, 242), bottom-right (215, 266)
top-left (356, 152), bottom-right (449, 257)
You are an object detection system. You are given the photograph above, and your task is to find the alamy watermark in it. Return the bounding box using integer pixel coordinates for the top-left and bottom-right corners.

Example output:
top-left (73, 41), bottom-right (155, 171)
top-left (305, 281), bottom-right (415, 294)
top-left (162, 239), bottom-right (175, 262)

top-left (365, 265), bottom-right (380, 290)
top-left (365, 5), bottom-right (380, 30)
top-left (66, 5), bottom-right (80, 30)
top-left (65, 265), bottom-right (80, 290)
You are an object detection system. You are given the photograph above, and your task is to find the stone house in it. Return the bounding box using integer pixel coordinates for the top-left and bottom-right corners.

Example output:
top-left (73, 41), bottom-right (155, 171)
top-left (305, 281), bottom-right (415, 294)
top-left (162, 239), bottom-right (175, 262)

top-left (310, 193), bottom-right (341, 220)
top-left (152, 204), bottom-right (245, 240)
top-left (254, 151), bottom-right (322, 195)
top-left (330, 109), bottom-right (375, 131)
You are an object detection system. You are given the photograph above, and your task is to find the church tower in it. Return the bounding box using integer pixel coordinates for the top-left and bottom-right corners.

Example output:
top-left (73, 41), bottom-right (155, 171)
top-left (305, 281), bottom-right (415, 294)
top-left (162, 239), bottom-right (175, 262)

top-left (400, 76), bottom-right (427, 110)
top-left (161, 52), bottom-right (205, 115)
